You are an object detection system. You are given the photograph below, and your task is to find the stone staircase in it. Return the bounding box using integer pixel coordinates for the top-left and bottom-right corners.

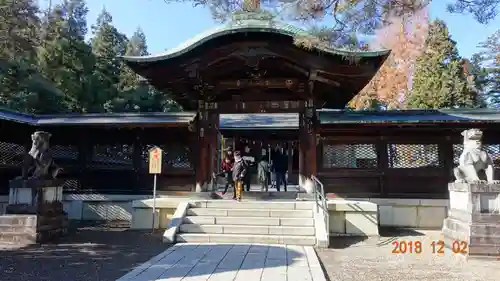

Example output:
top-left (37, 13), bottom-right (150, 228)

top-left (0, 215), bottom-right (37, 246)
top-left (443, 216), bottom-right (500, 257)
top-left (176, 200), bottom-right (317, 246)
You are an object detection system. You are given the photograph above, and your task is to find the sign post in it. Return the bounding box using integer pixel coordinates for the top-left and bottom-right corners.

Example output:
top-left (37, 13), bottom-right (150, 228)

top-left (148, 146), bottom-right (163, 232)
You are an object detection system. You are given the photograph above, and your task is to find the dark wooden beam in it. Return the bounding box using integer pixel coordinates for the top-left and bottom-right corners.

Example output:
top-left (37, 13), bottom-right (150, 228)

top-left (216, 78), bottom-right (302, 90)
top-left (207, 100), bottom-right (305, 113)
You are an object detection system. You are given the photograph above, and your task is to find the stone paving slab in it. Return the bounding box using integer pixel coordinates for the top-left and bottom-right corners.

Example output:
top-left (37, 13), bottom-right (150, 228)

top-left (117, 243), bottom-right (327, 281)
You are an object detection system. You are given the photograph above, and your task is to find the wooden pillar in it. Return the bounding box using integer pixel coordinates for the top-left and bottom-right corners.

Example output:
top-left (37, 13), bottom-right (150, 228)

top-left (132, 129), bottom-right (143, 193)
top-left (195, 101), bottom-right (207, 192)
top-left (206, 110), bottom-right (219, 183)
top-left (78, 129), bottom-right (90, 190)
top-left (299, 79), bottom-right (318, 192)
top-left (298, 113), bottom-right (306, 187)
top-left (195, 99), bottom-right (219, 192)
top-left (376, 136), bottom-right (388, 197)
top-left (287, 141), bottom-right (293, 183)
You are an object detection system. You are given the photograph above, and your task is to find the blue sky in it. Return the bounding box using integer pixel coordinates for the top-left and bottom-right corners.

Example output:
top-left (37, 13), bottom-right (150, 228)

top-left (42, 0), bottom-right (499, 58)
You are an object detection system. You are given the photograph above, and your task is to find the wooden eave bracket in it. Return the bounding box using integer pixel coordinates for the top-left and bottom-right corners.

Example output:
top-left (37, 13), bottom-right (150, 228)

top-left (310, 70), bottom-right (341, 86)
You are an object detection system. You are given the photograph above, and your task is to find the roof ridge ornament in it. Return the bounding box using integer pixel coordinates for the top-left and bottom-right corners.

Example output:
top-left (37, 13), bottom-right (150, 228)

top-left (231, 10), bottom-right (275, 23)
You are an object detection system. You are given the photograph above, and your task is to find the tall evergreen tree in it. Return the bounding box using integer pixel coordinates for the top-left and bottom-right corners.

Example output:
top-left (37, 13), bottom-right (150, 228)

top-left (472, 30), bottom-right (500, 107)
top-left (0, 0), bottom-right (40, 60)
top-left (111, 27), bottom-right (182, 112)
top-left (91, 8), bottom-right (128, 112)
top-left (37, 0), bottom-right (96, 112)
top-left (0, 0), bottom-right (53, 112)
top-left (407, 19), bottom-right (475, 109)
top-left (118, 27), bottom-right (148, 92)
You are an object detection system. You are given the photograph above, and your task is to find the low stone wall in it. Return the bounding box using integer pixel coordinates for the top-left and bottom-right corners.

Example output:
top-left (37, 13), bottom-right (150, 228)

top-left (347, 198), bottom-right (449, 229)
top-left (130, 198), bottom-right (184, 229)
top-left (0, 195), bottom-right (449, 230)
top-left (61, 194), bottom-right (152, 221)
top-left (0, 194), bottom-right (151, 221)
top-left (328, 200), bottom-right (379, 236)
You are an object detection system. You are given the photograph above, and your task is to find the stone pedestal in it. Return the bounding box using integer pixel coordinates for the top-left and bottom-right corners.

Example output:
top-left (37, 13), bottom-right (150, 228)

top-left (442, 182), bottom-right (500, 258)
top-left (0, 179), bottom-right (68, 246)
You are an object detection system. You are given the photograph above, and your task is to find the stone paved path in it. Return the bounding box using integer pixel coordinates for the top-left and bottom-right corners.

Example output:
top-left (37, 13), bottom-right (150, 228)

top-left (117, 243), bottom-right (327, 281)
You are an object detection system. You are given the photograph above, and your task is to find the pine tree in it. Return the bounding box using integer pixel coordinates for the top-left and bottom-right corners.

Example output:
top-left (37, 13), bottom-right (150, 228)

top-left (407, 19), bottom-right (475, 109)
top-left (91, 8), bottom-right (128, 112)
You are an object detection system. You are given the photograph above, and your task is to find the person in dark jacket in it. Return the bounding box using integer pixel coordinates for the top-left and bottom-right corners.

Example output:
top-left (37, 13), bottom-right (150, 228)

top-left (273, 149), bottom-right (288, 192)
top-left (232, 151), bottom-right (247, 201)
top-left (220, 148), bottom-right (234, 197)
top-left (242, 145), bottom-right (256, 191)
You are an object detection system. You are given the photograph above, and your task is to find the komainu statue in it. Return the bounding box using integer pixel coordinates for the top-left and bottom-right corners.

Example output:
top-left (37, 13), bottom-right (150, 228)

top-left (453, 128), bottom-right (499, 184)
top-left (21, 131), bottom-right (61, 180)
top-left (19, 131), bottom-right (62, 206)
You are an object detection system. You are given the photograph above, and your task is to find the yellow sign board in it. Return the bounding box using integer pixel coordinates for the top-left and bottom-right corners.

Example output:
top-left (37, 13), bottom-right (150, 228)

top-left (148, 146), bottom-right (163, 174)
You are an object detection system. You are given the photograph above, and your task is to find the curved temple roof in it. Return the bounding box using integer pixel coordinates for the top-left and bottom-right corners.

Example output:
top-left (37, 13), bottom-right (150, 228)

top-left (2, 108), bottom-right (500, 128)
top-left (122, 12), bottom-right (390, 63)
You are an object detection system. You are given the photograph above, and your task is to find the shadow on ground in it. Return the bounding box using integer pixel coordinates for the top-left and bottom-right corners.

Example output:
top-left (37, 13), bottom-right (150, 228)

top-left (0, 221), bottom-right (166, 281)
top-left (121, 243), bottom-right (306, 281)
top-left (328, 227), bottom-right (426, 249)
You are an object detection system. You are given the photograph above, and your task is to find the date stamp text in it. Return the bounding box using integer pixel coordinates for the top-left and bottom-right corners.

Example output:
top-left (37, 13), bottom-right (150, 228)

top-left (391, 240), bottom-right (468, 255)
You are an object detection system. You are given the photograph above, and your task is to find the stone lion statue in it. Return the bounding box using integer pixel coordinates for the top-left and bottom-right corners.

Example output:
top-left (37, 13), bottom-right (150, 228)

top-left (21, 131), bottom-right (61, 180)
top-left (453, 128), bottom-right (499, 184)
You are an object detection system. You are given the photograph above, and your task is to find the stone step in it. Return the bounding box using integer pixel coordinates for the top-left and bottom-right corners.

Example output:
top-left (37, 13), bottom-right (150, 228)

top-left (182, 216), bottom-right (314, 227)
top-left (179, 224), bottom-right (315, 236)
top-left (191, 201), bottom-right (313, 210)
top-left (471, 224), bottom-right (500, 237)
top-left (0, 224), bottom-right (35, 234)
top-left (469, 244), bottom-right (500, 257)
top-left (0, 231), bottom-right (36, 245)
top-left (470, 235), bottom-right (500, 246)
top-left (186, 208), bottom-right (313, 218)
top-left (445, 218), bottom-right (500, 237)
top-left (175, 233), bottom-right (316, 246)
top-left (214, 191), bottom-right (299, 200)
top-left (0, 215), bottom-right (36, 226)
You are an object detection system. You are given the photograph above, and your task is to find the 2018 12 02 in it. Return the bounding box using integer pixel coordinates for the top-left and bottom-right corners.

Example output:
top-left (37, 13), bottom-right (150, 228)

top-left (391, 240), bottom-right (468, 254)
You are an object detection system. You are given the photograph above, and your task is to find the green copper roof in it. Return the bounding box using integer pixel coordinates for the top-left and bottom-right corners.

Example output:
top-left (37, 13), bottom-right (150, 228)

top-left (122, 11), bottom-right (390, 63)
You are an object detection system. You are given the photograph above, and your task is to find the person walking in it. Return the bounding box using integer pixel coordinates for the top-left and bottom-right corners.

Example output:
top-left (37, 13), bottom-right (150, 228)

top-left (220, 148), bottom-right (235, 197)
top-left (232, 151), bottom-right (247, 201)
top-left (257, 155), bottom-right (271, 192)
top-left (273, 150), bottom-right (288, 192)
top-left (242, 145), bottom-right (256, 191)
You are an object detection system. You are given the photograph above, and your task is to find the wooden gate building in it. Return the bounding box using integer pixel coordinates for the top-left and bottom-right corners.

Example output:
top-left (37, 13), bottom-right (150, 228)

top-left (1, 13), bottom-right (500, 200)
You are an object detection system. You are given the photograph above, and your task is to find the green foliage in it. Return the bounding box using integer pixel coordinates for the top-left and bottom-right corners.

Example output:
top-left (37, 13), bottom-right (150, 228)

top-left (0, 0), bottom-right (40, 60)
top-left (407, 20), bottom-right (477, 109)
top-left (162, 0), bottom-right (498, 48)
top-left (446, 0), bottom-right (499, 24)
top-left (471, 30), bottom-right (500, 107)
top-left (0, 0), bottom-right (181, 114)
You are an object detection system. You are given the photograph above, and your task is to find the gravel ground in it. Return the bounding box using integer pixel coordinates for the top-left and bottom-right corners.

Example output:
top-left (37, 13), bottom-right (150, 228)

top-left (316, 229), bottom-right (500, 281)
top-left (0, 221), bottom-right (167, 281)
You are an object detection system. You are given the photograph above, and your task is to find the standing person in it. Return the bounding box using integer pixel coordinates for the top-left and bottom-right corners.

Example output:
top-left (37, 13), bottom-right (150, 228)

top-left (242, 145), bottom-right (255, 191)
top-left (274, 149), bottom-right (288, 192)
top-left (257, 155), bottom-right (271, 192)
top-left (232, 151), bottom-right (247, 201)
top-left (220, 148), bottom-right (234, 197)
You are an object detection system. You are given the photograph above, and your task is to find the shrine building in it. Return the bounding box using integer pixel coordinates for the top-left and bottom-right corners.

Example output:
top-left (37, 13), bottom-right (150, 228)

top-left (1, 11), bottom-right (500, 232)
